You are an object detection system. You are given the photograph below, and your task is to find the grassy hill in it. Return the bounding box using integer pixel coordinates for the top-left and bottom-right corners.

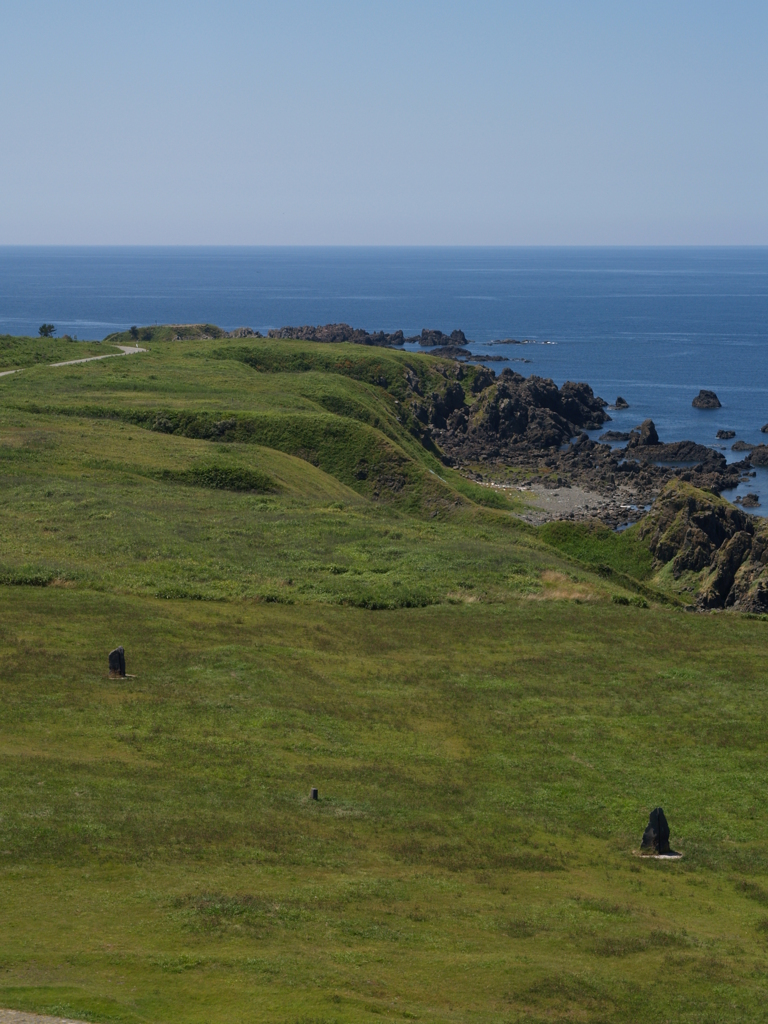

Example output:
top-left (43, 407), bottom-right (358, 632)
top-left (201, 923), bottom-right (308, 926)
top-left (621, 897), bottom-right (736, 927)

top-left (0, 334), bottom-right (110, 368)
top-left (1, 330), bottom-right (768, 1023)
top-left (0, 333), bottom-right (611, 606)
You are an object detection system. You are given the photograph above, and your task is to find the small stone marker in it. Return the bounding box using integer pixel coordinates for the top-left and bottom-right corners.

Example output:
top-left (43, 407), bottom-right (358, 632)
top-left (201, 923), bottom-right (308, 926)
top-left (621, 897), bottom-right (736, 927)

top-left (108, 645), bottom-right (126, 678)
top-left (641, 806), bottom-right (671, 854)
top-left (310, 787), bottom-right (319, 800)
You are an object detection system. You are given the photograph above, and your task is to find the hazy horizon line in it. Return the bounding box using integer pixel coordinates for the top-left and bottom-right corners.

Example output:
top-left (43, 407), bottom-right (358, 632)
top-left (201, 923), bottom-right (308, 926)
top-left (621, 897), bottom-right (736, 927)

top-left (2, 243), bottom-right (768, 251)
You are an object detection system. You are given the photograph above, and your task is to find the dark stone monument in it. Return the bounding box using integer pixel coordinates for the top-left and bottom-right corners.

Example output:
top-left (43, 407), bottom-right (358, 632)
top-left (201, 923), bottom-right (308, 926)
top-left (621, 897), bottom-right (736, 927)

top-left (108, 646), bottom-right (126, 678)
top-left (641, 806), bottom-right (671, 854)
top-left (310, 788), bottom-right (319, 800)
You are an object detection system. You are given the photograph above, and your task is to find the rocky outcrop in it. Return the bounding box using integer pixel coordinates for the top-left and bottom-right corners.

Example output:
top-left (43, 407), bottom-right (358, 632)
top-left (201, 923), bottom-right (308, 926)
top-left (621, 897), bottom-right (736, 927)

top-left (700, 530), bottom-right (754, 608)
top-left (266, 323), bottom-right (480, 348)
top-left (748, 446), bottom-right (768, 467)
top-left (693, 389), bottom-right (721, 409)
top-left (613, 396), bottom-right (629, 409)
top-left (228, 327), bottom-right (263, 338)
top-left (451, 371), bottom-right (610, 450)
top-left (717, 429), bottom-right (735, 439)
top-left (470, 367), bottom-right (496, 394)
top-left (428, 381), bottom-right (467, 429)
top-left (627, 419), bottom-right (659, 447)
top-left (418, 328), bottom-right (469, 347)
top-left (428, 345), bottom-right (473, 359)
top-left (637, 482), bottom-right (751, 573)
top-left (585, 423), bottom-right (744, 501)
top-left (425, 371), bottom-right (748, 518)
top-left (268, 323), bottom-right (409, 346)
top-left (636, 481), bottom-right (768, 611)
top-left (635, 438), bottom-right (723, 464)
top-left (738, 493), bottom-right (761, 507)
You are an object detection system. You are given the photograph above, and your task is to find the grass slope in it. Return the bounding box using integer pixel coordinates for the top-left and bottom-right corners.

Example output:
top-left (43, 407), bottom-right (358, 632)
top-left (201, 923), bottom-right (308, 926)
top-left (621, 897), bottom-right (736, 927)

top-left (5, 338), bottom-right (501, 512)
top-left (1, 329), bottom-right (766, 1023)
top-left (0, 335), bottom-right (596, 606)
top-left (2, 593), bottom-right (768, 1023)
top-left (0, 335), bottom-right (115, 369)
top-left (539, 520), bottom-right (657, 580)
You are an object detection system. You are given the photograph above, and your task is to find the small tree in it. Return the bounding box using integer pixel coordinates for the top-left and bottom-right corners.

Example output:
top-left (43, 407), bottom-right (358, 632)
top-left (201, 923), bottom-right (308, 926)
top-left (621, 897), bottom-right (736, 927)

top-left (129, 326), bottom-right (139, 340)
top-left (38, 324), bottom-right (56, 337)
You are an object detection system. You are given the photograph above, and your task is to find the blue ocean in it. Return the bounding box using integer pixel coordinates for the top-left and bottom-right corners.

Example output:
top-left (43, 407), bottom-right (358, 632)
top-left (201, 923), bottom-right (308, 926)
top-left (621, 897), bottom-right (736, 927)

top-left (2, 245), bottom-right (768, 506)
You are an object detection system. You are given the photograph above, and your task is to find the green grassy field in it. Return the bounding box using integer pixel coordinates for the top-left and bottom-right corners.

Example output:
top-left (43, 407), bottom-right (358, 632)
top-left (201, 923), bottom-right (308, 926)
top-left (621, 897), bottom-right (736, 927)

top-left (0, 336), bottom-right (109, 369)
top-left (1, 334), bottom-right (768, 1023)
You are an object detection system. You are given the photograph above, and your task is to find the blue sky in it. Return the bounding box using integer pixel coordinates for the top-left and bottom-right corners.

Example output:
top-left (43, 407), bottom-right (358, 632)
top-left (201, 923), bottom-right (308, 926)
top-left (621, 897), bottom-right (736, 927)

top-left (1, 1), bottom-right (766, 244)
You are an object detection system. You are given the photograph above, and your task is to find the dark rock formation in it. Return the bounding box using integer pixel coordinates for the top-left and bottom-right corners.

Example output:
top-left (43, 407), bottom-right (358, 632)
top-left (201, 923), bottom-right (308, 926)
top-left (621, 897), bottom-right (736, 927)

top-left (614, 396), bottom-right (629, 409)
top-left (419, 328), bottom-right (469, 347)
top-left (732, 440), bottom-right (755, 451)
top-left (108, 646), bottom-right (126, 678)
top-left (640, 439), bottom-right (722, 464)
top-left (701, 530), bottom-right (754, 607)
top-left (425, 367), bottom-right (746, 521)
top-left (636, 480), bottom-right (768, 611)
top-left (429, 381), bottom-right (466, 429)
top-left (600, 430), bottom-right (631, 442)
top-left (638, 482), bottom-right (752, 573)
top-left (748, 446), bottom-right (768, 467)
top-left (267, 323), bottom-right (480, 349)
top-left (627, 419), bottom-right (659, 447)
top-left (268, 323), bottom-right (409, 346)
top-left (445, 371), bottom-right (610, 450)
top-left (737, 493), bottom-right (761, 508)
top-left (428, 346), bottom-right (473, 360)
top-left (716, 429), bottom-right (736, 439)
top-left (641, 807), bottom-right (671, 854)
top-left (693, 389), bottom-right (721, 409)
top-left (470, 367), bottom-right (496, 394)
top-left (405, 368), bottom-right (422, 395)
top-left (761, 424), bottom-right (768, 433)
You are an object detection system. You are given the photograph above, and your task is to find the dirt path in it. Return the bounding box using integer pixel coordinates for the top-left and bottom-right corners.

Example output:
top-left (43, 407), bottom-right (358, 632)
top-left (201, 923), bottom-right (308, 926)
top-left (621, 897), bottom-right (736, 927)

top-left (0, 344), bottom-right (146, 378)
top-left (50, 343), bottom-right (146, 366)
top-left (0, 1012), bottom-right (91, 1024)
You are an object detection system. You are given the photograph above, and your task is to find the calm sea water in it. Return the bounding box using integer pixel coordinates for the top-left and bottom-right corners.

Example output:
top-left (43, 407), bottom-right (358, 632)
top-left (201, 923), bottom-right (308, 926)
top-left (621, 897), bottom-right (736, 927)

top-left (2, 245), bottom-right (768, 506)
